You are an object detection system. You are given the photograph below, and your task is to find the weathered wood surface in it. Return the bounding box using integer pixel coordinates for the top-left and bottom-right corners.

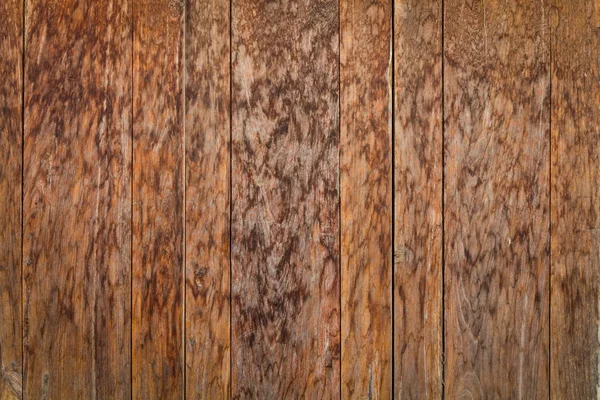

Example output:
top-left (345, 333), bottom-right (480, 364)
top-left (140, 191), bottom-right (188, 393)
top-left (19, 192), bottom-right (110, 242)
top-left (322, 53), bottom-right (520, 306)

top-left (444, 0), bottom-right (550, 398)
top-left (132, 0), bottom-right (184, 398)
top-left (340, 0), bottom-right (392, 397)
top-left (23, 0), bottom-right (132, 398)
top-left (550, 0), bottom-right (600, 398)
top-left (231, 0), bottom-right (340, 397)
top-left (0, 1), bottom-right (22, 398)
top-left (185, 0), bottom-right (230, 397)
top-left (393, 0), bottom-right (443, 398)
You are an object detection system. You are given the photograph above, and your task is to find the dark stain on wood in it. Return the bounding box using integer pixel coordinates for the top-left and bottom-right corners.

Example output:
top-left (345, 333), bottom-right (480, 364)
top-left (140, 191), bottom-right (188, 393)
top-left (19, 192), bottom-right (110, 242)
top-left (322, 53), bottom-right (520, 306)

top-left (0, 0), bottom-right (22, 395)
top-left (133, 0), bottom-right (183, 398)
top-left (340, 0), bottom-right (392, 397)
top-left (231, 0), bottom-right (340, 397)
top-left (444, 0), bottom-right (550, 398)
top-left (393, 0), bottom-right (443, 398)
top-left (185, 0), bottom-right (231, 397)
top-left (551, 0), bottom-right (600, 397)
top-left (23, 0), bottom-right (132, 398)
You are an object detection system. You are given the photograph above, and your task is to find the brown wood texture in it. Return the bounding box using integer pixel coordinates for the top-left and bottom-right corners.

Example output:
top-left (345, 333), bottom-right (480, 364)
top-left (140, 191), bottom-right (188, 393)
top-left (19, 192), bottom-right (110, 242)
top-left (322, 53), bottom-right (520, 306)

top-left (340, 0), bottom-right (392, 398)
top-left (132, 0), bottom-right (184, 398)
top-left (0, 0), bottom-right (22, 398)
top-left (185, 0), bottom-right (230, 397)
top-left (550, 0), bottom-right (600, 397)
top-left (393, 0), bottom-right (443, 398)
top-left (23, 0), bottom-right (132, 398)
top-left (231, 0), bottom-right (340, 397)
top-left (444, 0), bottom-right (550, 398)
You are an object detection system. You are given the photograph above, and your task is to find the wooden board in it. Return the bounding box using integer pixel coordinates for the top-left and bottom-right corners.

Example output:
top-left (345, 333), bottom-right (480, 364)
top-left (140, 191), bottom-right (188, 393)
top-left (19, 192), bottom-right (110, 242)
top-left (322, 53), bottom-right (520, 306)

top-left (550, 0), bottom-right (600, 397)
top-left (393, 0), bottom-right (442, 398)
top-left (231, 0), bottom-right (340, 397)
top-left (132, 0), bottom-right (184, 398)
top-left (0, 0), bottom-right (22, 398)
top-left (340, 0), bottom-right (392, 397)
top-left (23, 0), bottom-right (132, 398)
top-left (444, 0), bottom-right (550, 398)
top-left (185, 0), bottom-right (230, 397)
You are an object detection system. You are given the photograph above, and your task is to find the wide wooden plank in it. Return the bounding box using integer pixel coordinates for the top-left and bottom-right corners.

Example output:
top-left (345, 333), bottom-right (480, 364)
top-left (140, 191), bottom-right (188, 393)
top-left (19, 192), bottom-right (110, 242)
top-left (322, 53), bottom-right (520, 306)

top-left (550, 0), bottom-right (600, 397)
top-left (444, 0), bottom-right (550, 398)
top-left (132, 0), bottom-right (184, 398)
top-left (0, 0), bottom-right (22, 398)
top-left (393, 0), bottom-right (442, 397)
top-left (23, 0), bottom-right (132, 398)
top-left (340, 0), bottom-right (392, 397)
top-left (231, 0), bottom-right (340, 397)
top-left (185, 0), bottom-right (230, 397)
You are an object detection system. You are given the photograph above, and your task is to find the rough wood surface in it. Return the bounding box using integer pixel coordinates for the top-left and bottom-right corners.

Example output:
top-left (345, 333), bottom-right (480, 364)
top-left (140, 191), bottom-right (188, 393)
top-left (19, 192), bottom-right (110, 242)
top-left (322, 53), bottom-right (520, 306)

top-left (231, 0), bottom-right (340, 397)
top-left (23, 0), bottom-right (132, 398)
top-left (393, 0), bottom-right (443, 398)
top-left (550, 0), bottom-right (600, 397)
top-left (444, 0), bottom-right (550, 398)
top-left (340, 0), bottom-right (392, 397)
top-left (0, 1), bottom-right (22, 396)
top-left (132, 0), bottom-right (184, 398)
top-left (185, 0), bottom-right (230, 397)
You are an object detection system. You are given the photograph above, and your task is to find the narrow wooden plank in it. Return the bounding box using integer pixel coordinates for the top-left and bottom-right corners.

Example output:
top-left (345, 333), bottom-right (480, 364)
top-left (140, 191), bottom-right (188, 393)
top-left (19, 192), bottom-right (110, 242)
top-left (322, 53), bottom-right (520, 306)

top-left (185, 0), bottom-right (230, 397)
top-left (444, 0), bottom-right (550, 398)
top-left (231, 0), bottom-right (340, 397)
top-left (340, 0), bottom-right (392, 397)
top-left (23, 0), bottom-right (132, 398)
top-left (551, 0), bottom-right (600, 397)
top-left (132, 0), bottom-right (184, 398)
top-left (393, 0), bottom-right (442, 397)
top-left (0, 0), bottom-right (22, 398)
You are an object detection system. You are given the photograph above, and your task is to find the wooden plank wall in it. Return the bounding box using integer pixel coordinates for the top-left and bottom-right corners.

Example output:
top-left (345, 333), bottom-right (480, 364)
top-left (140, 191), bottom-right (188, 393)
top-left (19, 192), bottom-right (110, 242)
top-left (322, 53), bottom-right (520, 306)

top-left (0, 0), bottom-right (22, 398)
top-left (231, 0), bottom-right (340, 397)
top-left (132, 0), bottom-right (184, 398)
top-left (551, 0), bottom-right (600, 398)
top-left (24, 1), bottom-right (132, 398)
top-left (340, 0), bottom-right (392, 397)
top-left (0, 0), bottom-right (598, 399)
top-left (444, 0), bottom-right (550, 398)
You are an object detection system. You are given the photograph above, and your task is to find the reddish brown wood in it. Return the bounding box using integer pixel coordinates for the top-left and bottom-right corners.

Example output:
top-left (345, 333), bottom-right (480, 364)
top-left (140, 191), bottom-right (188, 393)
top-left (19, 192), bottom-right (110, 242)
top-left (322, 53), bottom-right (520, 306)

top-left (231, 0), bottom-right (341, 397)
top-left (132, 0), bottom-right (184, 398)
top-left (444, 0), bottom-right (550, 398)
top-left (393, 0), bottom-right (443, 397)
top-left (0, 0), bottom-right (22, 398)
top-left (185, 0), bottom-right (231, 397)
top-left (23, 0), bottom-right (132, 398)
top-left (340, 0), bottom-right (392, 397)
top-left (551, 0), bottom-right (600, 397)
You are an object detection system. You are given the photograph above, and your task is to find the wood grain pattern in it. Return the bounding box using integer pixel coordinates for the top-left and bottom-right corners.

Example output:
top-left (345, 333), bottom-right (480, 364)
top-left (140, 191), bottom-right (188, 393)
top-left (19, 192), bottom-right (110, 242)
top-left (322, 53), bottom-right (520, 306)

top-left (231, 0), bottom-right (340, 397)
top-left (393, 0), bottom-right (443, 398)
top-left (23, 0), bottom-right (132, 398)
top-left (132, 0), bottom-right (184, 398)
top-left (444, 0), bottom-right (550, 398)
top-left (340, 0), bottom-right (392, 397)
top-left (550, 0), bottom-right (600, 397)
top-left (185, 0), bottom-right (230, 397)
top-left (0, 0), bottom-right (22, 398)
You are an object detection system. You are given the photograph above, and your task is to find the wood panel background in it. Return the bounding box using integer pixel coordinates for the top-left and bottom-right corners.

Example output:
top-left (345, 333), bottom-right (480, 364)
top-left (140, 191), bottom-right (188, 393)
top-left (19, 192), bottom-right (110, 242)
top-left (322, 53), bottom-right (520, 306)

top-left (0, 0), bottom-right (598, 399)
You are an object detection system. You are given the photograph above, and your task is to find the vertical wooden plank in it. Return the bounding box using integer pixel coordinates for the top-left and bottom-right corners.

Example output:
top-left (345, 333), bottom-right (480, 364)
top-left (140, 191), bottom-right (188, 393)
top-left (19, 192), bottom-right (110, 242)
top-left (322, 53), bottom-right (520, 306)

top-left (132, 0), bottom-right (184, 398)
top-left (551, 0), bottom-right (600, 397)
top-left (340, 0), bottom-right (392, 397)
top-left (185, 0), bottom-right (230, 397)
top-left (444, 0), bottom-right (550, 398)
top-left (23, 0), bottom-right (132, 398)
top-left (0, 0), bottom-right (22, 398)
top-left (231, 0), bottom-right (340, 397)
top-left (393, 0), bottom-right (442, 397)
